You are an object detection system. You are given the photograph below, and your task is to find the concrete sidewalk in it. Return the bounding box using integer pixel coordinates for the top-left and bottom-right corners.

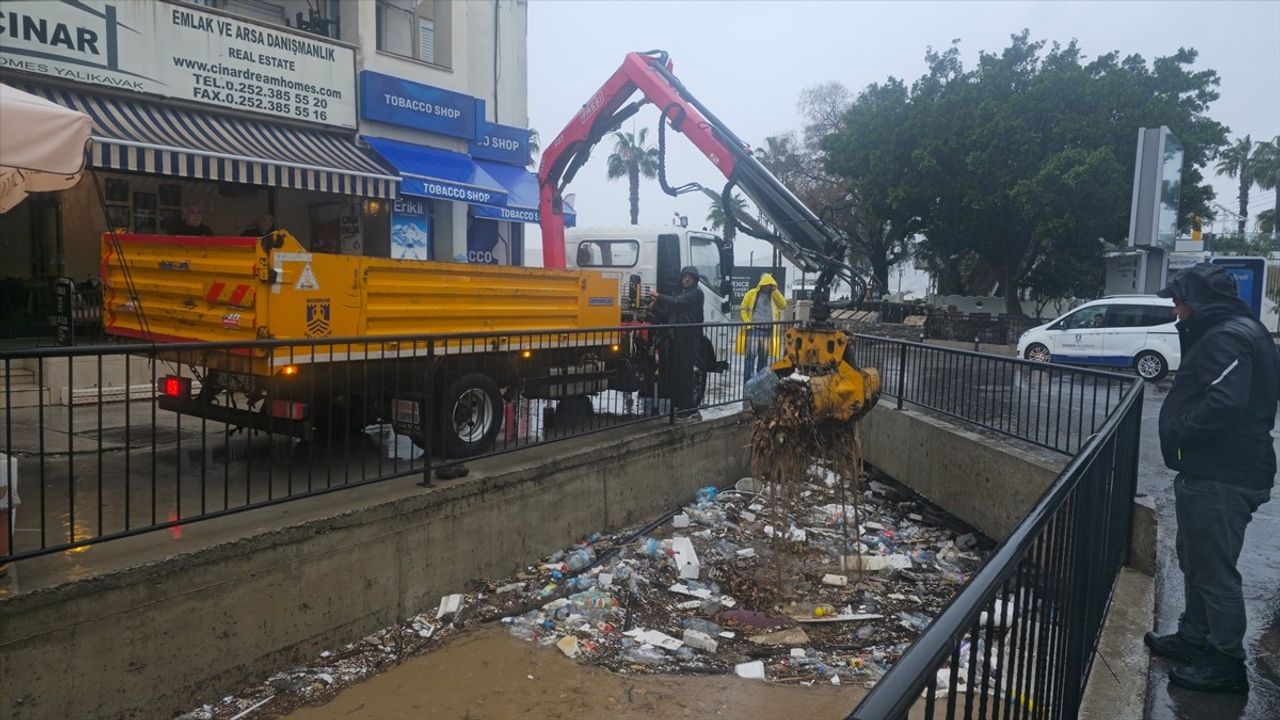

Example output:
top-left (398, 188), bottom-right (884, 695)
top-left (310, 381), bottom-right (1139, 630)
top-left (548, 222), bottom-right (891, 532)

top-left (1139, 382), bottom-right (1280, 719)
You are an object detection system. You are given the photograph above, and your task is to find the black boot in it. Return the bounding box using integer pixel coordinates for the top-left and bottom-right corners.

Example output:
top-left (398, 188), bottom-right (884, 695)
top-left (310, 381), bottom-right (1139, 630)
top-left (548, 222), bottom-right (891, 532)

top-left (1145, 631), bottom-right (1210, 663)
top-left (1168, 651), bottom-right (1249, 695)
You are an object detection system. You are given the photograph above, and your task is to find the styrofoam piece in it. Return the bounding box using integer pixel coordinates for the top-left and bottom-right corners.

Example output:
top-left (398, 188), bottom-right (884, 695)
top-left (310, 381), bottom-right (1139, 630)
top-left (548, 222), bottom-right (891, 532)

top-left (435, 593), bottom-right (465, 620)
top-left (735, 660), bottom-right (766, 679)
top-left (682, 629), bottom-right (718, 653)
top-left (670, 536), bottom-right (701, 580)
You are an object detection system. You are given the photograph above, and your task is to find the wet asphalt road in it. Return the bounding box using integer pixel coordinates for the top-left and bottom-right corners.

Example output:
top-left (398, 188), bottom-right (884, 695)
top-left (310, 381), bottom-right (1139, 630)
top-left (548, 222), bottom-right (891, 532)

top-left (1139, 381), bottom-right (1280, 719)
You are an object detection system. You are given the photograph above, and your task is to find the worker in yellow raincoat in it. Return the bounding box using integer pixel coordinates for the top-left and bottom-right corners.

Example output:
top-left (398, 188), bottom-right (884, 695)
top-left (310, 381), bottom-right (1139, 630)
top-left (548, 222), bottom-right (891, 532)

top-left (736, 273), bottom-right (787, 385)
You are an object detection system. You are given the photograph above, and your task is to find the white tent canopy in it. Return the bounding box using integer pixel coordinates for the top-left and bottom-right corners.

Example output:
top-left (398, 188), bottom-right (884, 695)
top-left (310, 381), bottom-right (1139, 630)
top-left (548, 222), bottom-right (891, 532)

top-left (0, 84), bottom-right (92, 213)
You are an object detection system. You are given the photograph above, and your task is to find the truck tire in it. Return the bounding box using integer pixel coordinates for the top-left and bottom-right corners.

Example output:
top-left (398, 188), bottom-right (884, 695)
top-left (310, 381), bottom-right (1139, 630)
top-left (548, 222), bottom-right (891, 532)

top-left (438, 372), bottom-right (503, 458)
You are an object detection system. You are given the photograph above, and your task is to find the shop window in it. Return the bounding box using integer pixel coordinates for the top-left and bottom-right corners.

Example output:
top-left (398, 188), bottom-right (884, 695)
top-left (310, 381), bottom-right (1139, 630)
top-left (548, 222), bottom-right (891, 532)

top-left (377, 0), bottom-right (449, 67)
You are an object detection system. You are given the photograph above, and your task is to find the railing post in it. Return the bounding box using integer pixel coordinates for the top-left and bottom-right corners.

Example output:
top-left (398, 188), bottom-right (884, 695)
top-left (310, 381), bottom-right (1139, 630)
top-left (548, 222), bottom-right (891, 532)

top-left (420, 338), bottom-right (435, 487)
top-left (896, 340), bottom-right (907, 410)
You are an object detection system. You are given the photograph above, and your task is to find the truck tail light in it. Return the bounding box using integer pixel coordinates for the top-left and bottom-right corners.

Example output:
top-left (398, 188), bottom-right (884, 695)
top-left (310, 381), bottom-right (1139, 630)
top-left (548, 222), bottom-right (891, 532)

top-left (160, 375), bottom-right (191, 399)
top-left (269, 399), bottom-right (308, 421)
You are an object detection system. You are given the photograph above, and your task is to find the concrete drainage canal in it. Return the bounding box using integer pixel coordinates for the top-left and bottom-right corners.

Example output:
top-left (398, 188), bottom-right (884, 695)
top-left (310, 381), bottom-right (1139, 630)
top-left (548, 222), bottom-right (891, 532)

top-left (176, 468), bottom-right (991, 720)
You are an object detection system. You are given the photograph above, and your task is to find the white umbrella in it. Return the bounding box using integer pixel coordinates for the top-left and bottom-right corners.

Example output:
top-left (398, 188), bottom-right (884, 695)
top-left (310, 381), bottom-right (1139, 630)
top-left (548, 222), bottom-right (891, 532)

top-left (0, 84), bottom-right (92, 213)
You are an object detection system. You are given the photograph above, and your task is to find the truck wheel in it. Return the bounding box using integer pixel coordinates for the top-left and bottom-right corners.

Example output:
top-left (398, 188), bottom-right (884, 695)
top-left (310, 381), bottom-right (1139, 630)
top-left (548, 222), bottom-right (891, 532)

top-left (438, 373), bottom-right (502, 458)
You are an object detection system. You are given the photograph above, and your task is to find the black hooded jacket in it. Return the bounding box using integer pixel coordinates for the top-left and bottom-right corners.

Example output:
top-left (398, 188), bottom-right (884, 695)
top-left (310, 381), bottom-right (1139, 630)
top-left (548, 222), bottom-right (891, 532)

top-left (1157, 264), bottom-right (1278, 489)
top-left (653, 267), bottom-right (705, 327)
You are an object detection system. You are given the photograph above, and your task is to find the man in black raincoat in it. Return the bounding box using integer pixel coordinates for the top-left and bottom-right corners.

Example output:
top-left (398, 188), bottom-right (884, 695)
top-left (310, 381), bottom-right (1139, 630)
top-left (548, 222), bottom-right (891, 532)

top-left (649, 266), bottom-right (705, 420)
top-left (1144, 263), bottom-right (1277, 694)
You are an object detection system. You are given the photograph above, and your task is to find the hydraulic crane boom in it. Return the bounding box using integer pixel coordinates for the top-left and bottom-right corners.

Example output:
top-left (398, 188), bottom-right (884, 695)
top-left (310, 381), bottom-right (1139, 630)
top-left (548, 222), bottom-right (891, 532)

top-left (537, 50), bottom-right (867, 319)
top-left (538, 51), bottom-right (880, 421)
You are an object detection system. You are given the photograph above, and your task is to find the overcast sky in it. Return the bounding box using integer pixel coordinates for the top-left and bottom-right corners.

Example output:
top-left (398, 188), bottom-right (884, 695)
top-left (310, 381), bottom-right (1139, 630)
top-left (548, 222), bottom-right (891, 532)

top-left (525, 0), bottom-right (1280, 269)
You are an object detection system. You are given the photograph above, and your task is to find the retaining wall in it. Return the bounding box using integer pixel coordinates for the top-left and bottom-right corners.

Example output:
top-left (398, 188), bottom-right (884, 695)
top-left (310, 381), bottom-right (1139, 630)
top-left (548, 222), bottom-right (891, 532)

top-left (0, 414), bottom-right (750, 720)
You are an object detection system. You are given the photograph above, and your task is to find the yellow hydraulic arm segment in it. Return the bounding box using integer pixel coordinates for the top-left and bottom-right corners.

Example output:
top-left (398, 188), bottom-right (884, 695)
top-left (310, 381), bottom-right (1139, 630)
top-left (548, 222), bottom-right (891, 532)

top-left (770, 327), bottom-right (882, 421)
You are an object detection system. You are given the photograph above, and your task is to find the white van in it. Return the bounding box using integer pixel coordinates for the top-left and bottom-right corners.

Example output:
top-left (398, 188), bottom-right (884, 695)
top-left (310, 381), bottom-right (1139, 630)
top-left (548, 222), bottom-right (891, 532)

top-left (1016, 296), bottom-right (1180, 380)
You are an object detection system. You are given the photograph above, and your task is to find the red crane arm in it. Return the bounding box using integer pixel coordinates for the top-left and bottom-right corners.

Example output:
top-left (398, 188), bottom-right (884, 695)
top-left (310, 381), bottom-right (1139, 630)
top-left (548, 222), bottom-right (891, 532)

top-left (537, 51), bottom-right (739, 270)
top-left (537, 50), bottom-right (866, 314)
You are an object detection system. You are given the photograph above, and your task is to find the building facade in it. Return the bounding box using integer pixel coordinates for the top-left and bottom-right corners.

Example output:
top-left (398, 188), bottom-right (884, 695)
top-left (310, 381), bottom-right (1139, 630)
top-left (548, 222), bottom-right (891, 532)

top-left (0, 0), bottom-right (541, 337)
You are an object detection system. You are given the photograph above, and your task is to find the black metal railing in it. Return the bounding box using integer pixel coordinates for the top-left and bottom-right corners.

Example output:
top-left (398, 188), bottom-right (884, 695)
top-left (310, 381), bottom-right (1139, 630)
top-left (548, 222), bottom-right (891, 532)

top-left (923, 312), bottom-right (1046, 346)
top-left (0, 321), bottom-right (796, 563)
top-left (849, 377), bottom-right (1144, 719)
top-left (851, 335), bottom-right (1133, 455)
top-left (0, 324), bottom-right (1132, 565)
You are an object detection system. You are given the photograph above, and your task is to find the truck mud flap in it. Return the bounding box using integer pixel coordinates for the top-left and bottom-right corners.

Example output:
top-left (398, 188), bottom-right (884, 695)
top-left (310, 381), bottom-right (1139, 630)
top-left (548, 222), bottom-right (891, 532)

top-left (158, 396), bottom-right (313, 440)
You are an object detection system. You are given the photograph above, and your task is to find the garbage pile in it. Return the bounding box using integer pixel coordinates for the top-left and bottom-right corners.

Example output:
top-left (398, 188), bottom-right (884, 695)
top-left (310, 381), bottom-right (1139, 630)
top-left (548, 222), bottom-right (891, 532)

top-left (476, 465), bottom-right (986, 687)
top-left (175, 468), bottom-right (985, 719)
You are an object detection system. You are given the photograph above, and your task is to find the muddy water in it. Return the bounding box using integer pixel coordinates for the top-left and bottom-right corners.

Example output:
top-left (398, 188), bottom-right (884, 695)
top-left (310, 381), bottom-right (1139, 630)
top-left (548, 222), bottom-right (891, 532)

top-left (284, 628), bottom-right (864, 720)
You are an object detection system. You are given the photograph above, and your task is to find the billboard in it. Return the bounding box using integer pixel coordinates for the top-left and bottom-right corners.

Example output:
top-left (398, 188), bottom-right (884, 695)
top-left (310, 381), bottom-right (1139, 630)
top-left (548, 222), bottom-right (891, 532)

top-left (0, 1), bottom-right (356, 127)
top-left (1210, 257), bottom-right (1266, 320)
top-left (391, 196), bottom-right (431, 260)
top-left (1128, 127), bottom-right (1183, 251)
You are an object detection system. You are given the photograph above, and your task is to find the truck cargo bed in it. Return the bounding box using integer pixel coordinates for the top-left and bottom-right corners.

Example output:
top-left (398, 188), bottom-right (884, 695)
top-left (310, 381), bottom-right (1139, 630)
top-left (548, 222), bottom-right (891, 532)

top-left (101, 231), bottom-right (621, 374)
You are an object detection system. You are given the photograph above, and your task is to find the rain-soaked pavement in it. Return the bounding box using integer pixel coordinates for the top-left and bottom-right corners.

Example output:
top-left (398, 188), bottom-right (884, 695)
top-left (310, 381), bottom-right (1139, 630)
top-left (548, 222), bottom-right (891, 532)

top-left (1139, 381), bottom-right (1280, 719)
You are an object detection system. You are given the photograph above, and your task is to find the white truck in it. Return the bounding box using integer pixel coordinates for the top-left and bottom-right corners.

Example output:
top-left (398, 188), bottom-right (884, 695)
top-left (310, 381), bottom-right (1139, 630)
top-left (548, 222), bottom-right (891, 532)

top-left (565, 226), bottom-right (737, 402)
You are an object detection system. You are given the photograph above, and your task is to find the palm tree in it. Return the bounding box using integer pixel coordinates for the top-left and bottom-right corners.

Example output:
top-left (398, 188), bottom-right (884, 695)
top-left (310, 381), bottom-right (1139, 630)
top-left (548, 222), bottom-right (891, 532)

top-left (527, 128), bottom-right (541, 170)
top-left (753, 134), bottom-right (801, 185)
top-left (605, 128), bottom-right (660, 225)
top-left (1216, 135), bottom-right (1255, 233)
top-left (706, 192), bottom-right (749, 245)
top-left (1252, 135), bottom-right (1280, 236)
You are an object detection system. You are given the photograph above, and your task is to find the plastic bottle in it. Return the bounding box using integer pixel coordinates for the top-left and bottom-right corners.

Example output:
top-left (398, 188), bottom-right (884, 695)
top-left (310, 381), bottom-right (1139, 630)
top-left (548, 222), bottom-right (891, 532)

top-left (696, 486), bottom-right (718, 503)
top-left (622, 644), bottom-right (666, 665)
top-left (680, 618), bottom-right (724, 636)
top-left (567, 575), bottom-right (598, 591)
top-left (538, 582), bottom-right (558, 598)
top-left (565, 547), bottom-right (596, 572)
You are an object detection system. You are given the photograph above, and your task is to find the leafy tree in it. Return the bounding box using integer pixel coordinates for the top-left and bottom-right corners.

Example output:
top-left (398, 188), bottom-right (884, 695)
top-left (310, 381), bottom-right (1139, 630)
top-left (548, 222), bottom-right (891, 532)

top-left (823, 32), bottom-right (1228, 314)
top-left (1252, 135), bottom-right (1280, 234)
top-left (1216, 136), bottom-right (1256, 233)
top-left (817, 79), bottom-right (918, 297)
top-left (706, 192), bottom-right (749, 245)
top-left (605, 129), bottom-right (660, 225)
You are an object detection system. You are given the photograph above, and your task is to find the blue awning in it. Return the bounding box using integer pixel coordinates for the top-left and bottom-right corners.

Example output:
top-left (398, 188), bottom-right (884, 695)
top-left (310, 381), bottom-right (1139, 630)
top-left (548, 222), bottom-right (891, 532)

top-left (24, 84), bottom-right (399, 198)
top-left (471, 160), bottom-right (575, 226)
top-left (362, 136), bottom-right (507, 208)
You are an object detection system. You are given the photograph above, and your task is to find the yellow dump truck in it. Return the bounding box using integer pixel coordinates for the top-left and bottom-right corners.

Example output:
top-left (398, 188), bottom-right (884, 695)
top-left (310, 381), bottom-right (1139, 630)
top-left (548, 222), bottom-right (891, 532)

top-left (101, 230), bottom-right (647, 456)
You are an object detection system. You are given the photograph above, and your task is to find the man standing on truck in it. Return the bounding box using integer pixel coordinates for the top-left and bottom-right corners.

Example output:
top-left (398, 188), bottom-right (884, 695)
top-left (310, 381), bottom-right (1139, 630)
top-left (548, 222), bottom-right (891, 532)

top-left (737, 273), bottom-right (786, 385)
top-left (648, 266), bottom-right (705, 420)
top-left (1145, 263), bottom-right (1277, 695)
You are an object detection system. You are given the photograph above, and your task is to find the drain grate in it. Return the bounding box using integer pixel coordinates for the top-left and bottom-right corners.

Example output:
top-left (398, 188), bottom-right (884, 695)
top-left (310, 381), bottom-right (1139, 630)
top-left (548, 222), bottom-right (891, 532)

top-left (77, 424), bottom-right (211, 448)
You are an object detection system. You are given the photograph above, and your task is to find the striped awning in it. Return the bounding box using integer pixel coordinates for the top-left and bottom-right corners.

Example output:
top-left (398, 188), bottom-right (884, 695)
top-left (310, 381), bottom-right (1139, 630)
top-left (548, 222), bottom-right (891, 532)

top-left (24, 84), bottom-right (398, 199)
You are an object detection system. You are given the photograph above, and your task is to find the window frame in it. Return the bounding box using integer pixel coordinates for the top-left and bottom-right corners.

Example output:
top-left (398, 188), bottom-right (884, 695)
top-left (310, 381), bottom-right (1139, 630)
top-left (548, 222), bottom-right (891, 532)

top-left (1057, 305), bottom-right (1108, 331)
top-left (575, 239), bottom-right (640, 269)
top-left (687, 233), bottom-right (722, 285)
top-left (375, 0), bottom-right (451, 70)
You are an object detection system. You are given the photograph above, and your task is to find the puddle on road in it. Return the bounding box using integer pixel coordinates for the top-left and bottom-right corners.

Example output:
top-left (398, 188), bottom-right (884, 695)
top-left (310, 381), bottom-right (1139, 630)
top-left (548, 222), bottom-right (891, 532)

top-left (284, 627), bottom-right (863, 720)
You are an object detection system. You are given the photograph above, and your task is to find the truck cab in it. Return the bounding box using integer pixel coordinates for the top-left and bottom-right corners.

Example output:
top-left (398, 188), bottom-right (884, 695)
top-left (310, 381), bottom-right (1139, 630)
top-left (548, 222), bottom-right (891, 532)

top-left (566, 227), bottom-right (735, 402)
top-left (565, 226), bottom-right (735, 325)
